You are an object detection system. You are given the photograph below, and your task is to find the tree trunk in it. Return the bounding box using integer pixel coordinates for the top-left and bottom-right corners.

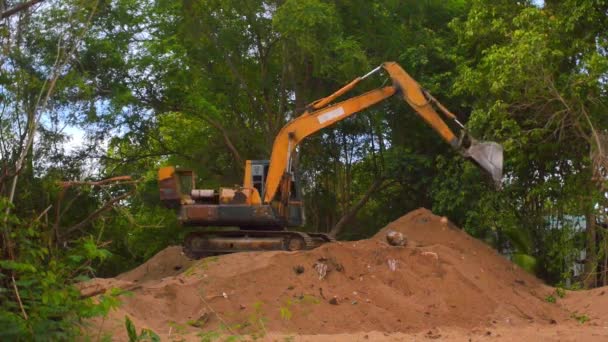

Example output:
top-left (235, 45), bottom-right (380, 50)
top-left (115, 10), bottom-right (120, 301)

top-left (600, 231), bottom-right (608, 286)
top-left (329, 177), bottom-right (385, 238)
top-left (584, 212), bottom-right (597, 288)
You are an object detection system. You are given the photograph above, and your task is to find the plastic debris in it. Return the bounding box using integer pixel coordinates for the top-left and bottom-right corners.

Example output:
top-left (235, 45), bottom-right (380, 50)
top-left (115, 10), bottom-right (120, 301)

top-left (387, 259), bottom-right (398, 271)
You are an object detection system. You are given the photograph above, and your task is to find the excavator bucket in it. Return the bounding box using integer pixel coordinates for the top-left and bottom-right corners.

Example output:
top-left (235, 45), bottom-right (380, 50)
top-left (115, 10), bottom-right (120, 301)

top-left (465, 141), bottom-right (504, 187)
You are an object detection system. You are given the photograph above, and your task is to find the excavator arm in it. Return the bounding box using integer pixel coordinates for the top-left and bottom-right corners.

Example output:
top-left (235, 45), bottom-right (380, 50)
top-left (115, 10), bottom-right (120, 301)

top-left (263, 62), bottom-right (503, 204)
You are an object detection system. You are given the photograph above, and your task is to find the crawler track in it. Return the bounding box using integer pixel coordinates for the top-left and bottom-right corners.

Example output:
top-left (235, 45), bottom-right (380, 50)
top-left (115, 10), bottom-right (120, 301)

top-left (183, 230), bottom-right (334, 259)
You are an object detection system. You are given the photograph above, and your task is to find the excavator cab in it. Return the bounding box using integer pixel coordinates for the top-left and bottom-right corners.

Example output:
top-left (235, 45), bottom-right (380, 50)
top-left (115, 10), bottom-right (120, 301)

top-left (243, 159), bottom-right (304, 227)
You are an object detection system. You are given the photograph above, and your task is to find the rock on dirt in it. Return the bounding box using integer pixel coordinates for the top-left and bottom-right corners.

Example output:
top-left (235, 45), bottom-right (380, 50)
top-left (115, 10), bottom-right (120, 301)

top-left (385, 230), bottom-right (407, 246)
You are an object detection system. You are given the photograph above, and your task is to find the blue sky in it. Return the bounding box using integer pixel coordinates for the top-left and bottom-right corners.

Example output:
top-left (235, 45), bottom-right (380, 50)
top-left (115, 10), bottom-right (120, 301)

top-left (532, 0), bottom-right (545, 7)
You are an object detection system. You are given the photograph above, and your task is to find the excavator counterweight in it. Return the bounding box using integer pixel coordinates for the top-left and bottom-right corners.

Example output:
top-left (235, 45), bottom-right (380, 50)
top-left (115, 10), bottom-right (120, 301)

top-left (159, 62), bottom-right (504, 258)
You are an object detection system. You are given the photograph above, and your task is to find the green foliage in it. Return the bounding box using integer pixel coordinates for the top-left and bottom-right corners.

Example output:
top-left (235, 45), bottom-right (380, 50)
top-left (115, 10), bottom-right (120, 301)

top-left (571, 312), bottom-right (590, 324)
top-left (433, 0), bottom-right (608, 285)
top-left (512, 253), bottom-right (538, 274)
top-left (546, 287), bottom-right (568, 304)
top-left (198, 330), bottom-right (222, 342)
top-left (125, 315), bottom-right (160, 342)
top-left (0, 199), bottom-right (118, 339)
top-left (246, 301), bottom-right (268, 339)
top-left (279, 299), bottom-right (293, 321)
top-left (273, 0), bottom-right (368, 78)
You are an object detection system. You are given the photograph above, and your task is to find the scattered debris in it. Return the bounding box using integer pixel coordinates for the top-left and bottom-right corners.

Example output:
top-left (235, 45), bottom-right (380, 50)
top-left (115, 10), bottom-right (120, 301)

top-left (421, 251), bottom-right (439, 260)
top-left (387, 258), bottom-right (398, 271)
top-left (314, 262), bottom-right (328, 280)
top-left (188, 312), bottom-right (212, 328)
top-left (313, 257), bottom-right (344, 280)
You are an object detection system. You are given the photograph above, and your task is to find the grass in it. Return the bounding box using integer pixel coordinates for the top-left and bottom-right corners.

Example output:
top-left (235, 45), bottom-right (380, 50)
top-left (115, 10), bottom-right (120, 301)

top-left (545, 287), bottom-right (567, 303)
top-left (184, 256), bottom-right (220, 277)
top-left (570, 312), bottom-right (590, 324)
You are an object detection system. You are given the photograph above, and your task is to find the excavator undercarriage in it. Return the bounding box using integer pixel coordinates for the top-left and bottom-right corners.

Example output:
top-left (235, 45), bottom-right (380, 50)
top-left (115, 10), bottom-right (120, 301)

top-left (183, 230), bottom-right (335, 259)
top-left (160, 162), bottom-right (335, 257)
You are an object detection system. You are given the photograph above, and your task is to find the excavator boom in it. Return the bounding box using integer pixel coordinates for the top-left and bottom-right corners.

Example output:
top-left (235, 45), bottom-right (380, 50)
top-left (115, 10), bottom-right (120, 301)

top-left (262, 62), bottom-right (503, 204)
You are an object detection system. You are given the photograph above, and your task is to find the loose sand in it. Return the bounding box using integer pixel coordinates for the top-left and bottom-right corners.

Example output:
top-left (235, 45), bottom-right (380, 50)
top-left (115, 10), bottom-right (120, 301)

top-left (82, 208), bottom-right (608, 341)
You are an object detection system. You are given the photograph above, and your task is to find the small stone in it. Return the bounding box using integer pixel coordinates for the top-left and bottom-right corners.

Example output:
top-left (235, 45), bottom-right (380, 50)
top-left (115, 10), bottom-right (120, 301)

top-left (421, 251), bottom-right (439, 260)
top-left (440, 216), bottom-right (449, 225)
top-left (293, 265), bottom-right (305, 274)
top-left (386, 230), bottom-right (407, 246)
top-left (329, 297), bottom-right (339, 305)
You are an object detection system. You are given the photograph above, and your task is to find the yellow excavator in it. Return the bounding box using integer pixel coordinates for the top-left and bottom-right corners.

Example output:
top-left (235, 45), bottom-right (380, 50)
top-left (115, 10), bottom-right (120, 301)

top-left (158, 62), bottom-right (503, 258)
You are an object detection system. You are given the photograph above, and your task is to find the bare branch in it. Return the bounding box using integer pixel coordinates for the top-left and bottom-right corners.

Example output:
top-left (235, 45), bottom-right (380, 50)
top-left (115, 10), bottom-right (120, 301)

top-left (11, 275), bottom-right (27, 320)
top-left (329, 177), bottom-right (386, 238)
top-left (0, 0), bottom-right (44, 19)
top-left (61, 189), bottom-right (135, 239)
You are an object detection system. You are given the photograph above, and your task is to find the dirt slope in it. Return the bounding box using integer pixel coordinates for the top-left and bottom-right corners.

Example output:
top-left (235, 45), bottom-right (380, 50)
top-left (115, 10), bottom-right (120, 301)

top-left (84, 208), bottom-right (608, 340)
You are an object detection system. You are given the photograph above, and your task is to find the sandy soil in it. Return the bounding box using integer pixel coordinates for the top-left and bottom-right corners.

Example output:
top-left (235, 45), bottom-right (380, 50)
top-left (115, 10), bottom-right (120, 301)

top-left (82, 208), bottom-right (608, 341)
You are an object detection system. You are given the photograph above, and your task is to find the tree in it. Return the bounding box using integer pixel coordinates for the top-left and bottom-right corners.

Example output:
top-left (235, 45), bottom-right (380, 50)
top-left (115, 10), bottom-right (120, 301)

top-left (439, 0), bottom-right (608, 286)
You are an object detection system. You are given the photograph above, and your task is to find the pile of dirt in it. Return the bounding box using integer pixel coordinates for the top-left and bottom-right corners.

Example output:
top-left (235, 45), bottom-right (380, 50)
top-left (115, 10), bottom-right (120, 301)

top-left (85, 208), bottom-right (608, 340)
top-left (116, 246), bottom-right (195, 283)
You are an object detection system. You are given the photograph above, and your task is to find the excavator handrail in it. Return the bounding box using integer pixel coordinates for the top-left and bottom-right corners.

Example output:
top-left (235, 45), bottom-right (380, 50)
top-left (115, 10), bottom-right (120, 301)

top-left (262, 61), bottom-right (491, 204)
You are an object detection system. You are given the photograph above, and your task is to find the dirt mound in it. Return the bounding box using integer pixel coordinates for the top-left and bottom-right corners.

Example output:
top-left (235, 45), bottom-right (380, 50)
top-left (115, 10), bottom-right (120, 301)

top-left (560, 287), bottom-right (608, 326)
top-left (85, 208), bottom-right (608, 340)
top-left (116, 246), bottom-right (195, 283)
